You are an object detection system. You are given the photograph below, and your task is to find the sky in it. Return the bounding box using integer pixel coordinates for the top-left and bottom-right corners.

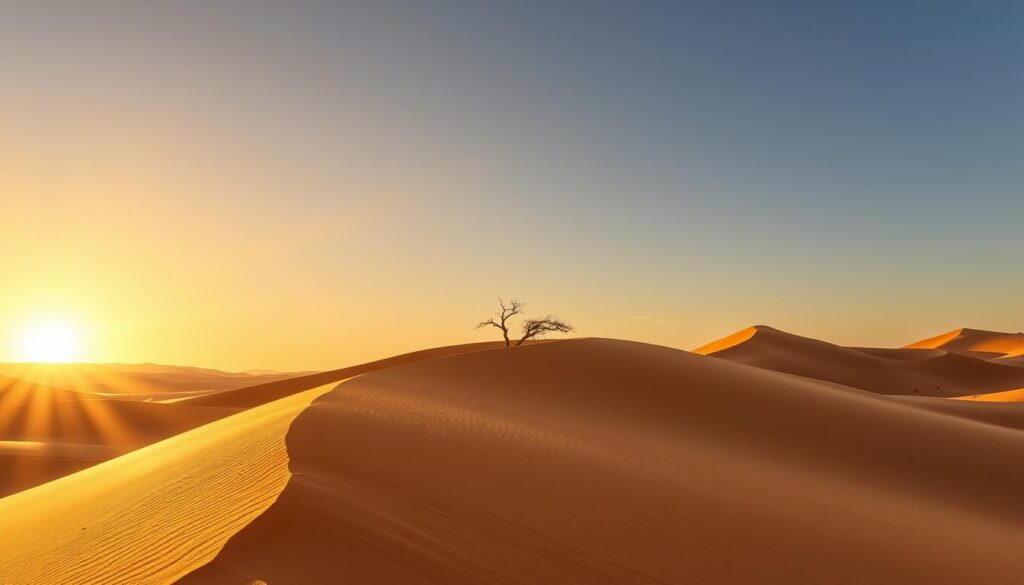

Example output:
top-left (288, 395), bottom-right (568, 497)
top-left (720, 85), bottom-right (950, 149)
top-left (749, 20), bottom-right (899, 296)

top-left (1, 1), bottom-right (1021, 371)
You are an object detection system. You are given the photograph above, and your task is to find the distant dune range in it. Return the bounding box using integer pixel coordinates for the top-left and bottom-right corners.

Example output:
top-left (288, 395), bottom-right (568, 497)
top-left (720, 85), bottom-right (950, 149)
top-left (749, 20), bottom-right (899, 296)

top-left (0, 363), bottom-right (297, 401)
top-left (1, 331), bottom-right (1023, 584)
top-left (694, 325), bottom-right (1024, 397)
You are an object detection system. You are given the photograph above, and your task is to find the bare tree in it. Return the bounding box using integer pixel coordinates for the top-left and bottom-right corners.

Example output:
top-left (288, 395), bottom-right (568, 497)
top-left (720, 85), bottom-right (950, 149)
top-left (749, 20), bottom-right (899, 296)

top-left (515, 316), bottom-right (574, 346)
top-left (476, 298), bottom-right (523, 347)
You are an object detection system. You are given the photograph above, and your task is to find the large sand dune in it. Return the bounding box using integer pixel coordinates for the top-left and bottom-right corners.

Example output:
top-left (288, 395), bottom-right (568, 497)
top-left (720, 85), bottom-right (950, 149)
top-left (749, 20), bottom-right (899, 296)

top-left (3, 336), bottom-right (1022, 584)
top-left (694, 325), bottom-right (1024, 396)
top-left (180, 339), bottom-right (1024, 585)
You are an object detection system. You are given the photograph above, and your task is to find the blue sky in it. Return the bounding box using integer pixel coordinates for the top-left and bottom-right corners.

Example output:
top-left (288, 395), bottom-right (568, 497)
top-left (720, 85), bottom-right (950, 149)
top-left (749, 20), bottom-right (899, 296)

top-left (1, 1), bottom-right (1021, 368)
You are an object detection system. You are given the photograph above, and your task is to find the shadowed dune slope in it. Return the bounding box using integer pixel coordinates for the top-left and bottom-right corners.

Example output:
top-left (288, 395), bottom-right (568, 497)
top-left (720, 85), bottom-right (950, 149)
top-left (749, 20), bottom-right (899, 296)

top-left (694, 326), bottom-right (1024, 396)
top-left (181, 339), bottom-right (1024, 585)
top-left (904, 328), bottom-right (1024, 357)
top-left (0, 382), bottom-right (340, 585)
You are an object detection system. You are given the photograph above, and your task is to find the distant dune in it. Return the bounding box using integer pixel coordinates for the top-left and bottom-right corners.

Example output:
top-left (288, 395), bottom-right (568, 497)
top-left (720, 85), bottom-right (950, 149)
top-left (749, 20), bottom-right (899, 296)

top-left (904, 327), bottom-right (1024, 357)
top-left (0, 363), bottom-right (297, 401)
top-left (694, 325), bottom-right (1024, 396)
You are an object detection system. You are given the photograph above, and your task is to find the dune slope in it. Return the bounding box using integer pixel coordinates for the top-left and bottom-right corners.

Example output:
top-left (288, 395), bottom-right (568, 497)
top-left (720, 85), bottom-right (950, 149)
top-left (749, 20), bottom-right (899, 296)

top-left (695, 325), bottom-right (1024, 396)
top-left (0, 382), bottom-right (340, 585)
top-left (182, 339), bottom-right (1024, 585)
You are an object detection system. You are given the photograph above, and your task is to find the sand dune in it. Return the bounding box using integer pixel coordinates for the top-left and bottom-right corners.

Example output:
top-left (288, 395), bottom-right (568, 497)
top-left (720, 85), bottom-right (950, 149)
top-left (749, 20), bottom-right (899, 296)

top-left (695, 325), bottom-right (1024, 396)
top-left (0, 342), bottom-right (509, 498)
top-left (180, 339), bottom-right (1024, 585)
top-left (904, 327), bottom-right (1024, 357)
top-left (0, 382), bottom-right (340, 585)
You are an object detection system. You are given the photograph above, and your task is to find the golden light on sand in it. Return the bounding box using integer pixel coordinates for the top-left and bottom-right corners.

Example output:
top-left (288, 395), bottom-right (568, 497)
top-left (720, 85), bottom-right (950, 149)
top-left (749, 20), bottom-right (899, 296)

top-left (16, 321), bottom-right (82, 363)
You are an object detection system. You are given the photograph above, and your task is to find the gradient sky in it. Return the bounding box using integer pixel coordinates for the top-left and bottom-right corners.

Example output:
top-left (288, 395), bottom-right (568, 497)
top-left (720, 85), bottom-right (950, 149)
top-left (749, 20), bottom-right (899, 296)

top-left (2, 1), bottom-right (1022, 370)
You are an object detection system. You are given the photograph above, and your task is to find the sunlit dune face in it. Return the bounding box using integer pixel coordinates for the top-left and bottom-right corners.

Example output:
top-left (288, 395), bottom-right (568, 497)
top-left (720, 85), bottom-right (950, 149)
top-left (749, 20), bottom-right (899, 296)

top-left (692, 326), bottom-right (759, 355)
top-left (17, 321), bottom-right (82, 363)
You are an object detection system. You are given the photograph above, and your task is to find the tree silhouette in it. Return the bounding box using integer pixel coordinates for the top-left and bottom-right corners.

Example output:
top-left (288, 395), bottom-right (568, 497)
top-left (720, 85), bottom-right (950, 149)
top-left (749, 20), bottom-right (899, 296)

top-left (477, 299), bottom-right (573, 347)
top-left (476, 298), bottom-right (523, 347)
top-left (515, 316), bottom-right (573, 346)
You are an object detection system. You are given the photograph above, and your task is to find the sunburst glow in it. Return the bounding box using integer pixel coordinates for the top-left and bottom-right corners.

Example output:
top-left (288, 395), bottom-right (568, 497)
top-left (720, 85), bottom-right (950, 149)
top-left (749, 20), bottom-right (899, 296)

top-left (17, 321), bottom-right (82, 363)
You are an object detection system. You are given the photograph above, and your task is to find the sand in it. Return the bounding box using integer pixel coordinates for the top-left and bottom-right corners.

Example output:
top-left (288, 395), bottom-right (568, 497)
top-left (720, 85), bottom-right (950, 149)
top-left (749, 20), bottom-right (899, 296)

top-left (180, 339), bottom-right (1024, 585)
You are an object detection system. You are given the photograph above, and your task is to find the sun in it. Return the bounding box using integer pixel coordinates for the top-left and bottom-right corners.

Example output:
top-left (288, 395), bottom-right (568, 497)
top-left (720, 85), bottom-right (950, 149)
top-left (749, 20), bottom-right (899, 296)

top-left (17, 321), bottom-right (82, 363)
